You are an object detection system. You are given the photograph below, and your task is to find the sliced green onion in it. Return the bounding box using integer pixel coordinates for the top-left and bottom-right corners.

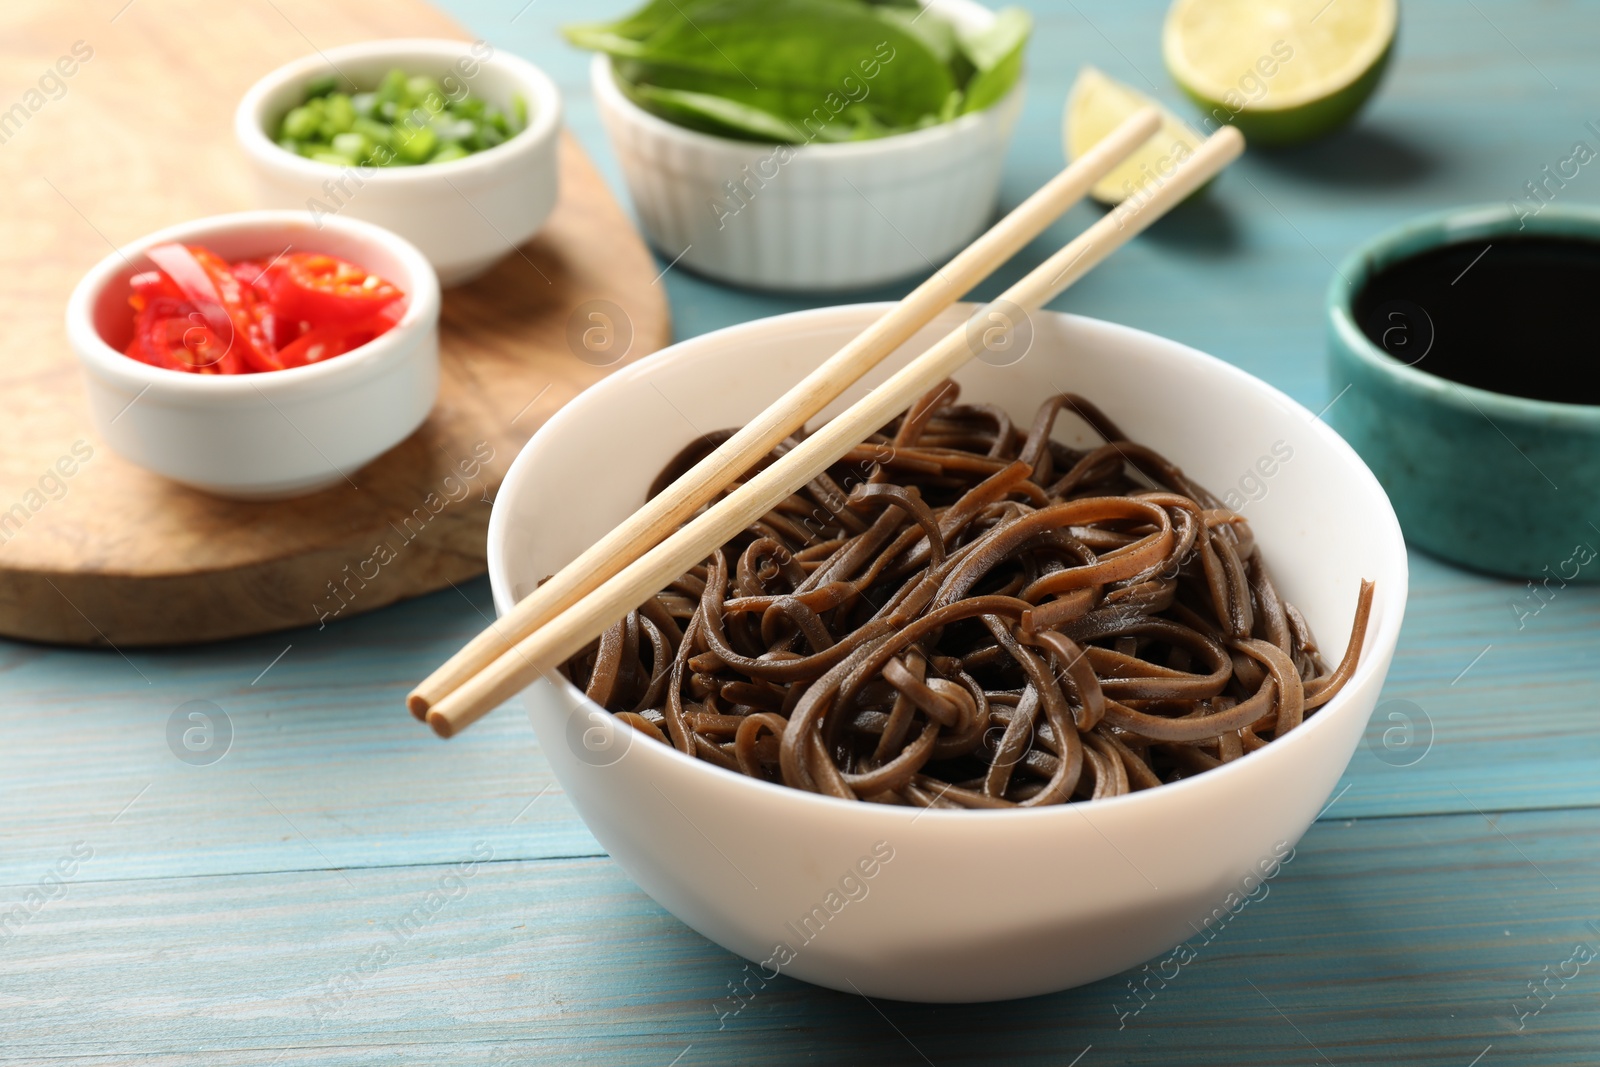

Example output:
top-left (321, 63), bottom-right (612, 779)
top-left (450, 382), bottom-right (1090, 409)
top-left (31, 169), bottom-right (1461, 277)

top-left (376, 68), bottom-right (408, 105)
top-left (281, 105), bottom-right (319, 140)
top-left (303, 73), bottom-right (339, 98)
top-left (394, 123), bottom-right (438, 163)
top-left (275, 65), bottom-right (523, 168)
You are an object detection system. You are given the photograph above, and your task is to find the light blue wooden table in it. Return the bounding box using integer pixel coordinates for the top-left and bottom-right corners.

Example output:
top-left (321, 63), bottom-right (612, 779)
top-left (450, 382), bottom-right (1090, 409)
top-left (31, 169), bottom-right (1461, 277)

top-left (6, 1), bottom-right (1599, 1063)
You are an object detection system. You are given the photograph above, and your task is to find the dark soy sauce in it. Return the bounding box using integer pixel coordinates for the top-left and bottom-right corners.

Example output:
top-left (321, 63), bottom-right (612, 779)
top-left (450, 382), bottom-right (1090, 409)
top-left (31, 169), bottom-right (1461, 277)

top-left (1353, 235), bottom-right (1600, 405)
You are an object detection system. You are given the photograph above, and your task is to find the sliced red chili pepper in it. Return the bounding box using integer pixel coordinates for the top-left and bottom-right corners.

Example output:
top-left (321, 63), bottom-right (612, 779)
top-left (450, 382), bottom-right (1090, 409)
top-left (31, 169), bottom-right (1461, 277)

top-left (227, 260), bottom-right (306, 352)
top-left (132, 296), bottom-right (244, 373)
top-left (189, 246), bottom-right (282, 372)
top-left (269, 252), bottom-right (404, 325)
top-left (127, 270), bottom-right (184, 313)
top-left (120, 245), bottom-right (403, 375)
top-left (145, 244), bottom-right (234, 338)
top-left (123, 335), bottom-right (158, 366)
top-left (230, 260), bottom-right (276, 299)
top-left (146, 244), bottom-right (282, 372)
top-left (274, 300), bottom-right (406, 369)
top-left (261, 309), bottom-right (304, 352)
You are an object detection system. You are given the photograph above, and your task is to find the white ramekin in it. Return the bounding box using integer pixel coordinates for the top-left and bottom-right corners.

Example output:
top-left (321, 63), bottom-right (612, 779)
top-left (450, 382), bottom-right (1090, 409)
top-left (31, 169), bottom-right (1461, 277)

top-left (591, 0), bottom-right (1025, 291)
top-left (235, 39), bottom-right (562, 287)
top-left (67, 211), bottom-right (441, 500)
top-left (487, 304), bottom-right (1408, 1002)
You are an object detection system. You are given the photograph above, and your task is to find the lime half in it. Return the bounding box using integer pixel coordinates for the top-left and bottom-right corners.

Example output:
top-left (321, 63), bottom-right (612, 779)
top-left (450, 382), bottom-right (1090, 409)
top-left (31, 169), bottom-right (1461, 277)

top-left (1164, 0), bottom-right (1395, 146)
top-left (1064, 67), bottom-right (1203, 206)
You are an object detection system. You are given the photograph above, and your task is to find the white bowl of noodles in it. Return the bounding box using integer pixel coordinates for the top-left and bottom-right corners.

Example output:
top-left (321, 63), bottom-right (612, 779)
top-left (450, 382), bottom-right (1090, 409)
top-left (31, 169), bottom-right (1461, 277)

top-left (486, 303), bottom-right (1407, 1003)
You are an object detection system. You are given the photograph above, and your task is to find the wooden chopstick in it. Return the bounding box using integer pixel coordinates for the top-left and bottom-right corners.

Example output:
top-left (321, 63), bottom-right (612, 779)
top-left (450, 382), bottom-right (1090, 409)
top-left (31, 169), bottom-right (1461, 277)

top-left (406, 106), bottom-right (1164, 722)
top-left (424, 124), bottom-right (1246, 738)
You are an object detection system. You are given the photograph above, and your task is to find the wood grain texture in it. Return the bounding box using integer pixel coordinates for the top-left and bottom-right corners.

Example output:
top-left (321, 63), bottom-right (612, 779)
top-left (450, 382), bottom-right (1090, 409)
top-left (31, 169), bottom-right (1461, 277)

top-left (0, 0), bottom-right (669, 648)
top-left (5, 0), bottom-right (1600, 1063)
top-left (4, 812), bottom-right (1599, 1065)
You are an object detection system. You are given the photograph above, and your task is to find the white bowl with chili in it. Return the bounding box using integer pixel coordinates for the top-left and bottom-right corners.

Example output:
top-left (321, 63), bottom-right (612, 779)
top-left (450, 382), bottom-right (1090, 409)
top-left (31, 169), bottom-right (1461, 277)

top-left (67, 210), bottom-right (441, 500)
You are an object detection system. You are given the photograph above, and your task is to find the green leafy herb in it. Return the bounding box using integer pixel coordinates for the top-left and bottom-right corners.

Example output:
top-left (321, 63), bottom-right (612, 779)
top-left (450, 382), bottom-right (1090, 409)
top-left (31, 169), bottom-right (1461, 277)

top-left (957, 6), bottom-right (1031, 114)
top-left (565, 0), bottom-right (1030, 143)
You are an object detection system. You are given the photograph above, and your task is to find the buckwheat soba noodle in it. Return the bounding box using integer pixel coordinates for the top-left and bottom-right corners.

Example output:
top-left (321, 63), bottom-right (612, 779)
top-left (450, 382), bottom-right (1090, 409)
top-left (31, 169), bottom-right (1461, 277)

top-left (559, 384), bottom-right (1374, 808)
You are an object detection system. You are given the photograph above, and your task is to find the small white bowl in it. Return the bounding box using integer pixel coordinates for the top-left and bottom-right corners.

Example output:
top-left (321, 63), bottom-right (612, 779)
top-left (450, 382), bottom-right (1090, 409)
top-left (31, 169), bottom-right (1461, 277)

top-left (592, 0), bottom-right (1024, 291)
top-left (236, 38), bottom-right (562, 287)
top-left (67, 210), bottom-right (441, 500)
top-left (487, 304), bottom-right (1408, 1002)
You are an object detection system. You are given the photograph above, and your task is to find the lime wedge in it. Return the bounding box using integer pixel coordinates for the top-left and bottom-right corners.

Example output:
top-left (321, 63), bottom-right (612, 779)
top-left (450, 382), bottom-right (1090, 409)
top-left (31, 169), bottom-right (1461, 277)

top-left (1064, 66), bottom-right (1203, 206)
top-left (1163, 0), bottom-right (1396, 145)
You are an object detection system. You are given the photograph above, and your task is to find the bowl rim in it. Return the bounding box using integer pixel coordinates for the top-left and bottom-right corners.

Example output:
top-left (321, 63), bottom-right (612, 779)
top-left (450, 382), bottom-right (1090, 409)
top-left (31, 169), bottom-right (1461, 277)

top-left (1328, 200), bottom-right (1600, 424)
top-left (234, 36), bottom-right (563, 185)
top-left (587, 0), bottom-right (1023, 161)
top-left (66, 209), bottom-right (441, 399)
top-left (487, 302), bottom-right (1409, 823)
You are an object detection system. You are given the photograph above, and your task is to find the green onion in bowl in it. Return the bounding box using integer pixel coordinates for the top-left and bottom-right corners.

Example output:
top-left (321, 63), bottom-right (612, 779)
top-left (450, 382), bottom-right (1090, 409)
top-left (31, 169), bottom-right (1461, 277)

top-left (274, 67), bottom-right (528, 167)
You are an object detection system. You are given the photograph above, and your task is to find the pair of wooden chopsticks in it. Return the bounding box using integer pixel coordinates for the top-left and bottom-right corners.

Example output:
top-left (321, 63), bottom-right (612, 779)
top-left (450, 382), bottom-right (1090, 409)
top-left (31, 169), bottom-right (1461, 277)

top-left (410, 112), bottom-right (1246, 738)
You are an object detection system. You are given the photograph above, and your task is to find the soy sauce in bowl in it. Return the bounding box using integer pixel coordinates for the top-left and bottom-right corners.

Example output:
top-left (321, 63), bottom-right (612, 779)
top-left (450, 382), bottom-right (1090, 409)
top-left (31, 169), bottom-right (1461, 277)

top-left (1353, 235), bottom-right (1600, 406)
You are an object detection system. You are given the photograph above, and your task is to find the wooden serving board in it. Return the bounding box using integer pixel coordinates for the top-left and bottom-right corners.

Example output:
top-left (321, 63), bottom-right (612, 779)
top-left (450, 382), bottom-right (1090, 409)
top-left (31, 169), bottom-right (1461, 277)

top-left (0, 0), bottom-right (670, 647)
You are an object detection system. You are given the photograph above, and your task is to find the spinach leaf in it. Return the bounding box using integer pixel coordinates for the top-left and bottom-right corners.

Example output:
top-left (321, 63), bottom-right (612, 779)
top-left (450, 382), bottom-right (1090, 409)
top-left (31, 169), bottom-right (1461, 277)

top-left (616, 72), bottom-right (806, 142)
top-left (957, 7), bottom-right (1031, 114)
top-left (566, 0), bottom-right (1028, 143)
top-left (564, 0), bottom-right (726, 49)
top-left (872, 5), bottom-right (958, 66)
top-left (629, 0), bottom-right (954, 141)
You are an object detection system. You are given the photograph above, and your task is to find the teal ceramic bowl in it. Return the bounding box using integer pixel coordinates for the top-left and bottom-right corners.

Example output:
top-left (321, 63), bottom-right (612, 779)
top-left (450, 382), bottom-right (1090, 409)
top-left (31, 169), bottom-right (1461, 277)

top-left (1327, 203), bottom-right (1600, 582)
